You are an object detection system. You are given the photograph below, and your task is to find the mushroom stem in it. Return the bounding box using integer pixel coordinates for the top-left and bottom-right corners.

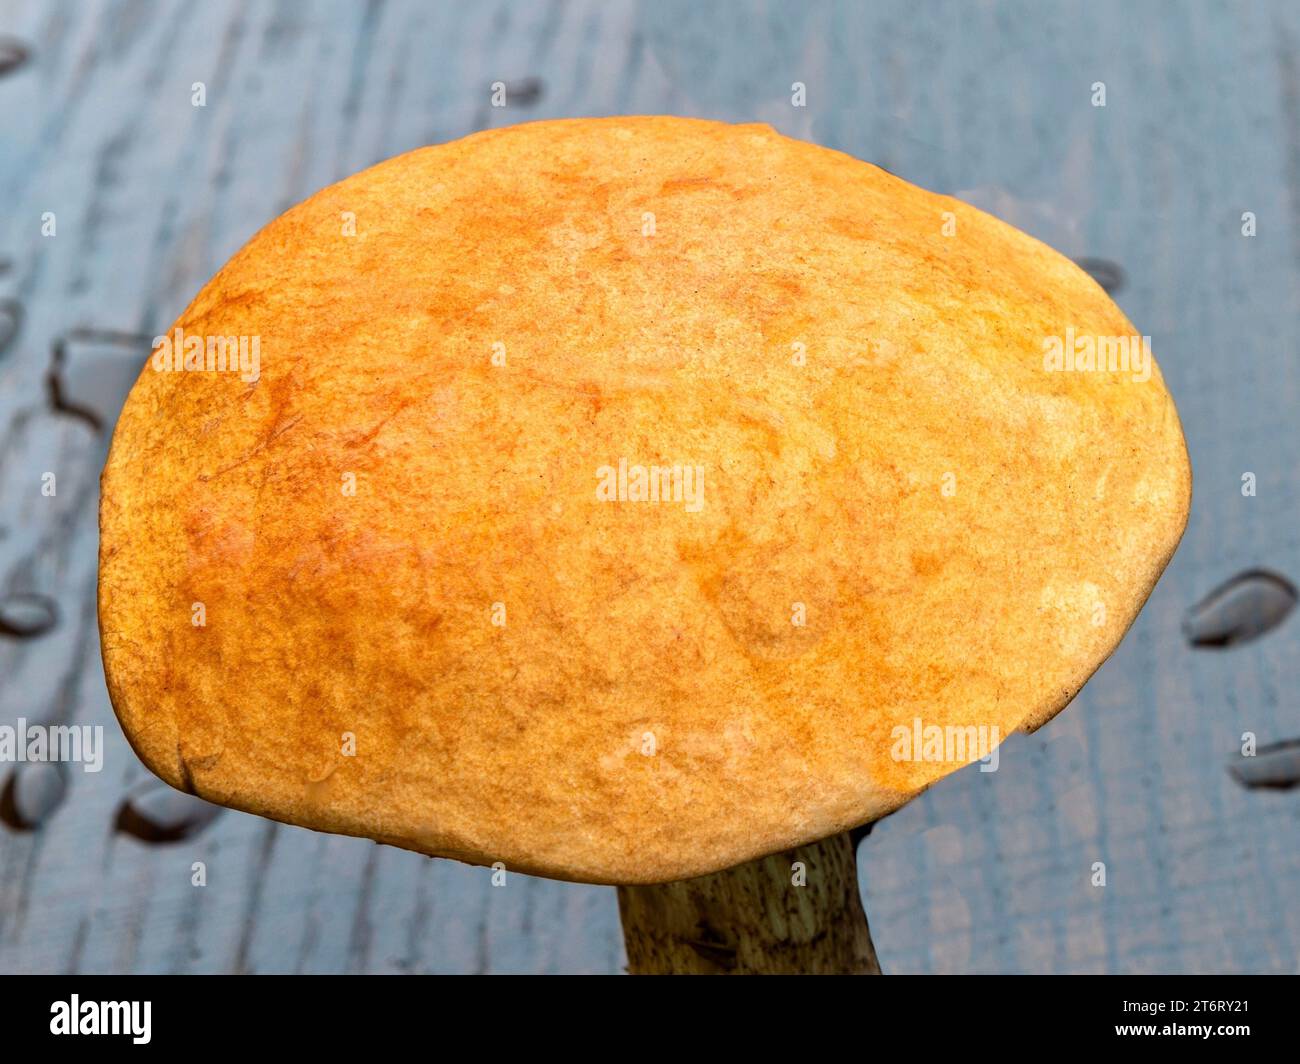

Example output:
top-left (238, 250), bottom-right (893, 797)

top-left (617, 830), bottom-right (881, 974)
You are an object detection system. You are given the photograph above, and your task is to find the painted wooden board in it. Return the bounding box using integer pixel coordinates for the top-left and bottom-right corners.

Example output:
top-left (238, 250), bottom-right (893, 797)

top-left (0, 0), bottom-right (1297, 974)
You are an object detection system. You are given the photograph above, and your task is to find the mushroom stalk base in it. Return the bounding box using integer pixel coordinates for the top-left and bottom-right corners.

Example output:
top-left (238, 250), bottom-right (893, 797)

top-left (617, 831), bottom-right (881, 974)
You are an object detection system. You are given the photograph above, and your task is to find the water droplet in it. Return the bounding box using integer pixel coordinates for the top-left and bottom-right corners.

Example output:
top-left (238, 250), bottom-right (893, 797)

top-left (0, 592), bottom-right (59, 637)
top-left (0, 299), bottom-right (21, 356)
top-left (114, 781), bottom-right (222, 843)
top-left (0, 37), bottom-right (30, 78)
top-left (1184, 569), bottom-right (1297, 648)
top-left (0, 763), bottom-right (68, 830)
top-left (501, 76), bottom-right (544, 106)
top-left (1228, 739), bottom-right (1300, 791)
top-left (1073, 257), bottom-right (1125, 295)
top-left (47, 328), bottom-right (151, 432)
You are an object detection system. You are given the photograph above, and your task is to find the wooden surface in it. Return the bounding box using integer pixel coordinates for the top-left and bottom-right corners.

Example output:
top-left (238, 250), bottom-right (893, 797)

top-left (1, 0), bottom-right (1298, 974)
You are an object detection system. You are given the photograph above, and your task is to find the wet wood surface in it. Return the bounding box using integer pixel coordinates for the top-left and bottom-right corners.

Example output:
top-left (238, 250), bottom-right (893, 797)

top-left (1, 0), bottom-right (1298, 973)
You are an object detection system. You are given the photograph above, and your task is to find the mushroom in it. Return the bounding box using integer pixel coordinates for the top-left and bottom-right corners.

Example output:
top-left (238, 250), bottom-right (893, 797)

top-left (99, 117), bottom-right (1191, 974)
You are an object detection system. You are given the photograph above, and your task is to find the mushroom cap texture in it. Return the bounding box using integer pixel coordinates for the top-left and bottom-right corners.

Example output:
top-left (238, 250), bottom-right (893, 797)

top-left (99, 117), bottom-right (1190, 884)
